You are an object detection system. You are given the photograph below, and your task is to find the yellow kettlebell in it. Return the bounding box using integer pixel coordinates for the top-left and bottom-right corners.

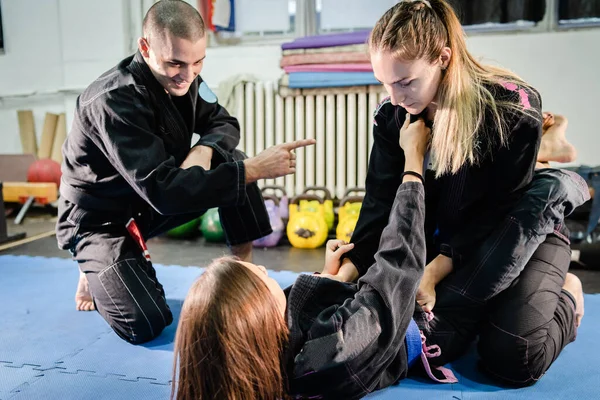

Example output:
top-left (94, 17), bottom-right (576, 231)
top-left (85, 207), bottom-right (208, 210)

top-left (302, 186), bottom-right (334, 231)
top-left (336, 188), bottom-right (365, 242)
top-left (287, 194), bottom-right (329, 249)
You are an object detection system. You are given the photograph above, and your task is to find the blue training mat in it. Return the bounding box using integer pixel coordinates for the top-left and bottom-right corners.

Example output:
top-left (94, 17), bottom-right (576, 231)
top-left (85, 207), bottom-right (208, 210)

top-left (0, 255), bottom-right (598, 399)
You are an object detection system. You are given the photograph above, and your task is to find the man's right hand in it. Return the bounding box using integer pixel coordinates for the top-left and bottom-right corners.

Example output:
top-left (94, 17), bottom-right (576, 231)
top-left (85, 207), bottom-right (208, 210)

top-left (243, 139), bottom-right (316, 183)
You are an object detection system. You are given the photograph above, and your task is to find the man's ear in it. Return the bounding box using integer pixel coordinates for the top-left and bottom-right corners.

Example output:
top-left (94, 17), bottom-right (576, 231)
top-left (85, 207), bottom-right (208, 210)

top-left (138, 37), bottom-right (150, 58)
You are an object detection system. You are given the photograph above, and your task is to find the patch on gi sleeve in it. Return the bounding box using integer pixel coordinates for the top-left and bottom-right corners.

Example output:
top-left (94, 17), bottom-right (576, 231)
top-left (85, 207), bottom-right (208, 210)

top-left (199, 81), bottom-right (218, 103)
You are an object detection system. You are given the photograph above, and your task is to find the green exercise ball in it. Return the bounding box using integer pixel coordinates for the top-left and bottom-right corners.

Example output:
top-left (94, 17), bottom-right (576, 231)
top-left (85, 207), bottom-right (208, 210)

top-left (166, 217), bottom-right (202, 239)
top-left (200, 208), bottom-right (225, 242)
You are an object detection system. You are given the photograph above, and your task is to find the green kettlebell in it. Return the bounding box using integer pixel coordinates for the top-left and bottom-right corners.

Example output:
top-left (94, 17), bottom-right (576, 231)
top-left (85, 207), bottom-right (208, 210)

top-left (200, 208), bottom-right (225, 242)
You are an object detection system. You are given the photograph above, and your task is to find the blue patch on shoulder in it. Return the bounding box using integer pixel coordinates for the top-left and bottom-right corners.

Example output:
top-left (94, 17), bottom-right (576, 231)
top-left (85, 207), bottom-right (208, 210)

top-left (199, 81), bottom-right (218, 103)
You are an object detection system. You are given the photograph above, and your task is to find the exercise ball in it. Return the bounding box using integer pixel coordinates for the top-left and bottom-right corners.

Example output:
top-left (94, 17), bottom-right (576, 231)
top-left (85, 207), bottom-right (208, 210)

top-left (27, 158), bottom-right (62, 187)
top-left (167, 217), bottom-right (202, 239)
top-left (200, 208), bottom-right (225, 242)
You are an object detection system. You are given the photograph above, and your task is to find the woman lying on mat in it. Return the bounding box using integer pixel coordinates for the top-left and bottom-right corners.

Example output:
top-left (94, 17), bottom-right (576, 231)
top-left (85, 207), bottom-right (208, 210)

top-left (339, 0), bottom-right (588, 388)
top-left (171, 121), bottom-right (453, 400)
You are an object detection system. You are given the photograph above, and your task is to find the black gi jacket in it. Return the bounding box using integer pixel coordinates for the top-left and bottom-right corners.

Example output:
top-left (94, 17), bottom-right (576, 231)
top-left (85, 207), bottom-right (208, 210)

top-left (347, 83), bottom-right (543, 275)
top-left (284, 182), bottom-right (427, 399)
top-left (59, 51), bottom-right (246, 216)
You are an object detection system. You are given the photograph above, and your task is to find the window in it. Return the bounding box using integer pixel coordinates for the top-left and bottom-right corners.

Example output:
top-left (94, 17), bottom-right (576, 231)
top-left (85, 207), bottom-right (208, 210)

top-left (448, 0), bottom-right (546, 32)
top-left (317, 0), bottom-right (398, 33)
top-left (558, 0), bottom-right (600, 27)
top-left (211, 0), bottom-right (296, 40)
top-left (313, 0), bottom-right (548, 36)
top-left (210, 0), bottom-right (599, 45)
top-left (233, 0), bottom-right (294, 36)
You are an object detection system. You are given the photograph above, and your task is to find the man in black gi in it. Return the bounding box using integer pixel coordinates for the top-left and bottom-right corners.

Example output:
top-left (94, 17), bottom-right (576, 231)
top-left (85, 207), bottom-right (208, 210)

top-left (55, 0), bottom-right (314, 344)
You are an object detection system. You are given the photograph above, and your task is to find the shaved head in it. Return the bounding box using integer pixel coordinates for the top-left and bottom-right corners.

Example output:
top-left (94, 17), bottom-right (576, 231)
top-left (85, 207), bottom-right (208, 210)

top-left (138, 0), bottom-right (208, 96)
top-left (143, 0), bottom-right (205, 43)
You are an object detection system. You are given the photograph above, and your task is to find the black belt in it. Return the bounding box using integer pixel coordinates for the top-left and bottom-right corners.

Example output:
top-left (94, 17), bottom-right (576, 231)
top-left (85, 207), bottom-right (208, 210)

top-left (60, 178), bottom-right (128, 212)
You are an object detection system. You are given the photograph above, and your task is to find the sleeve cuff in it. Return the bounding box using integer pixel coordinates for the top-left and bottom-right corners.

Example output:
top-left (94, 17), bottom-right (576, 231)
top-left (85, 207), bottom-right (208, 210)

top-left (346, 252), bottom-right (370, 278)
top-left (195, 140), bottom-right (229, 159)
top-left (234, 160), bottom-right (247, 206)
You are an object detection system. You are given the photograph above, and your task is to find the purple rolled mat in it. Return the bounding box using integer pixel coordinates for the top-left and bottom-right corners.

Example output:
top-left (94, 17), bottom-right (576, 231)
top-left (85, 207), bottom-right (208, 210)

top-left (282, 30), bottom-right (371, 50)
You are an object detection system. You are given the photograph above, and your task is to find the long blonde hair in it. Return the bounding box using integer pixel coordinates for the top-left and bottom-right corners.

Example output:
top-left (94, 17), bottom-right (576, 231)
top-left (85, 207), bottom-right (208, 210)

top-left (172, 257), bottom-right (289, 400)
top-left (369, 0), bottom-right (541, 176)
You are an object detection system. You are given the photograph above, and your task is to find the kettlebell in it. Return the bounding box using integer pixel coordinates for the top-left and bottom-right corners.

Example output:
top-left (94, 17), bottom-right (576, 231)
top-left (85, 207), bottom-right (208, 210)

top-left (302, 186), bottom-right (334, 231)
top-left (336, 188), bottom-right (366, 242)
top-left (287, 194), bottom-right (328, 249)
top-left (253, 195), bottom-right (285, 248)
top-left (342, 188), bottom-right (366, 199)
top-left (261, 185), bottom-right (289, 220)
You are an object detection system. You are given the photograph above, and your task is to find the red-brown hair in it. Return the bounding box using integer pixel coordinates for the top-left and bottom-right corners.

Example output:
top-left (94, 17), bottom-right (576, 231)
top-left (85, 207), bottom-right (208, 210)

top-left (172, 257), bottom-right (289, 400)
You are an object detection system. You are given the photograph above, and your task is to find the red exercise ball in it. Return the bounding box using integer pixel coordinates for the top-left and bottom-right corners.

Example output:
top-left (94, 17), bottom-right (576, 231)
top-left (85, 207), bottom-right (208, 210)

top-left (27, 158), bottom-right (62, 187)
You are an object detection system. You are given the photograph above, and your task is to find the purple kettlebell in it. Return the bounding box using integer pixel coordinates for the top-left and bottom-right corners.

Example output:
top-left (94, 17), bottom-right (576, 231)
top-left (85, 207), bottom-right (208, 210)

top-left (261, 186), bottom-right (289, 221)
top-left (253, 195), bottom-right (285, 248)
top-left (279, 195), bottom-right (289, 220)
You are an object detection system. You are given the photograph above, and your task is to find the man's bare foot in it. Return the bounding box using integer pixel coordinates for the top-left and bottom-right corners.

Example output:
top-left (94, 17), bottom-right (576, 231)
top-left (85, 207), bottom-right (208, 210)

top-left (538, 138), bottom-right (577, 163)
top-left (75, 271), bottom-right (95, 311)
top-left (230, 242), bottom-right (253, 262)
top-left (538, 116), bottom-right (577, 163)
top-left (542, 112), bottom-right (555, 130)
top-left (563, 272), bottom-right (584, 327)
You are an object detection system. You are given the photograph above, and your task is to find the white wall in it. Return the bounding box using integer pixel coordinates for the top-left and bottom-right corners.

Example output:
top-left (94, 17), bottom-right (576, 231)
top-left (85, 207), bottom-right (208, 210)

top-left (1, 0), bottom-right (598, 167)
top-left (0, 0), bottom-right (131, 155)
top-left (202, 44), bottom-right (284, 84)
top-left (467, 30), bottom-right (600, 168)
top-left (0, 0), bottom-right (64, 97)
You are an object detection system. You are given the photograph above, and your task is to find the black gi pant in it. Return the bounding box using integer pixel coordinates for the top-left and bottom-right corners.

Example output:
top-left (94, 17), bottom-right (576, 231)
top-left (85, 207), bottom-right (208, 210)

top-left (423, 170), bottom-right (583, 386)
top-left (56, 150), bottom-right (272, 344)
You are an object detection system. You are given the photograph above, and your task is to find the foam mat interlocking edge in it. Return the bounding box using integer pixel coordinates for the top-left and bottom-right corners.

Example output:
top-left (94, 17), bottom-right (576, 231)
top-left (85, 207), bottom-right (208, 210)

top-left (4, 366), bottom-right (172, 400)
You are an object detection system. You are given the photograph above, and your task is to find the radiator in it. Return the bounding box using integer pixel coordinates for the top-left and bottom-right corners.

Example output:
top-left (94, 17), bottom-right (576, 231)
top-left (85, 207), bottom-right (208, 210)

top-left (231, 82), bottom-right (387, 200)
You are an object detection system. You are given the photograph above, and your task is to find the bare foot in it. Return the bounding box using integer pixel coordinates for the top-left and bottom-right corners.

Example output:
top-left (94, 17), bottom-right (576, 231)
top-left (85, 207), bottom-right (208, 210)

top-left (535, 161), bottom-right (550, 169)
top-left (538, 139), bottom-right (577, 163)
top-left (563, 272), bottom-right (584, 327)
top-left (542, 112), bottom-right (555, 130)
top-left (75, 271), bottom-right (95, 311)
top-left (538, 116), bottom-right (577, 163)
